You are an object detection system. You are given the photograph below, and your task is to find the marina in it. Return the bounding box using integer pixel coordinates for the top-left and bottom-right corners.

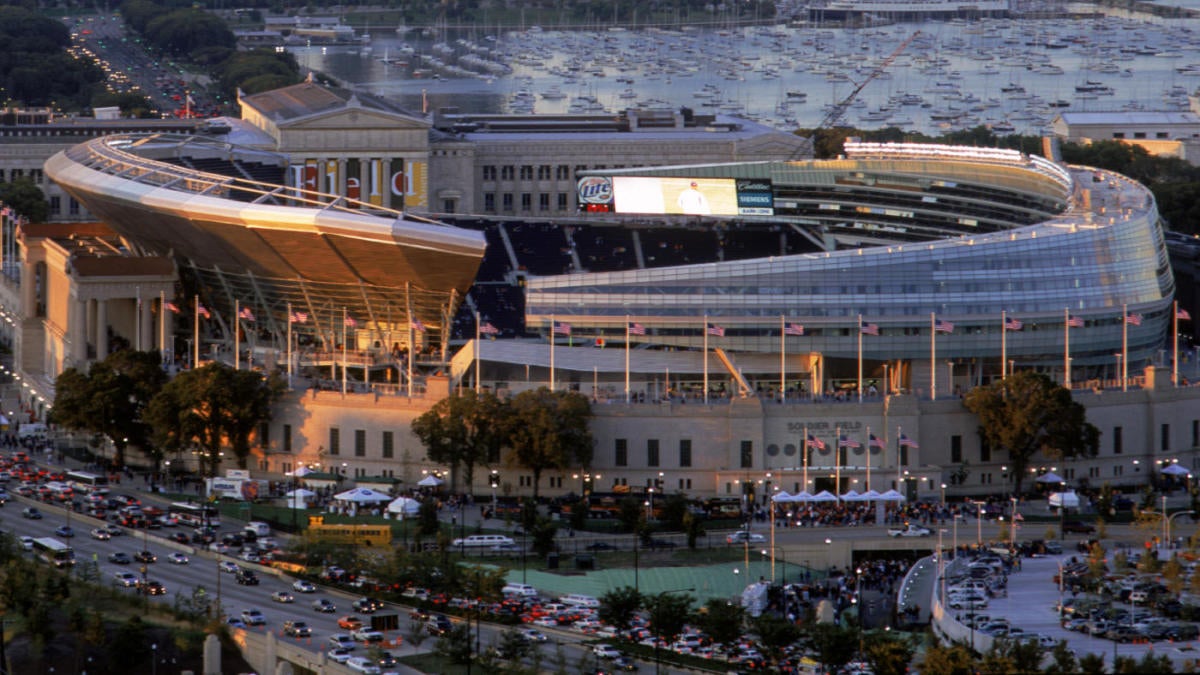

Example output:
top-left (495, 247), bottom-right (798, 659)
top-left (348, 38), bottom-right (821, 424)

top-left (291, 11), bottom-right (1200, 137)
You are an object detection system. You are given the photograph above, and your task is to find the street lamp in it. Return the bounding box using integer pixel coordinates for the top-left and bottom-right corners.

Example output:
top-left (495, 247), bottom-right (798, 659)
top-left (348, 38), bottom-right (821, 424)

top-left (761, 547), bottom-right (787, 584)
top-left (972, 500), bottom-right (985, 546)
top-left (940, 483), bottom-right (946, 507)
top-left (151, 643), bottom-right (157, 675)
top-left (488, 470), bottom-right (499, 519)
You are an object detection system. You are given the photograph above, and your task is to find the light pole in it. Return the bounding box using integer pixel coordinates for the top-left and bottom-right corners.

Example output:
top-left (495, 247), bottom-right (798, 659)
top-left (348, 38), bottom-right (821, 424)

top-left (973, 500), bottom-right (984, 546)
top-left (489, 470), bottom-right (499, 519)
top-left (762, 547), bottom-right (787, 584)
top-left (151, 643), bottom-right (157, 675)
top-left (1009, 497), bottom-right (1019, 551)
top-left (940, 483), bottom-right (946, 508)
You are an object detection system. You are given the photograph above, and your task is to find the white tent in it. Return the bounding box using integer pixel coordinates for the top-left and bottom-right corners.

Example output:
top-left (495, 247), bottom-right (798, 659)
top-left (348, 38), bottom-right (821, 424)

top-left (417, 474), bottom-right (445, 487)
top-left (771, 490), bottom-right (794, 502)
top-left (811, 490), bottom-right (839, 502)
top-left (387, 496), bottom-right (422, 518)
top-left (878, 489), bottom-right (907, 502)
top-left (1036, 471), bottom-right (1065, 484)
top-left (1162, 463), bottom-right (1191, 476)
top-left (288, 466), bottom-right (317, 478)
top-left (334, 487), bottom-right (392, 504)
top-left (860, 489), bottom-right (883, 501)
top-left (285, 488), bottom-right (316, 509)
top-left (840, 489), bottom-right (862, 502)
top-left (1049, 491), bottom-right (1080, 509)
top-left (791, 491), bottom-right (815, 502)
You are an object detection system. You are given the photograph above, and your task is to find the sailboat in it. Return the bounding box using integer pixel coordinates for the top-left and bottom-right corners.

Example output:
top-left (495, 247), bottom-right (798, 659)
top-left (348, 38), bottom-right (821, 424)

top-left (379, 48), bottom-right (406, 66)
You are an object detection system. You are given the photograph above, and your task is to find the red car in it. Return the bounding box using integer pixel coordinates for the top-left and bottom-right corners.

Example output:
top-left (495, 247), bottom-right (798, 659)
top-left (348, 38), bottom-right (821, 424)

top-left (337, 615), bottom-right (362, 631)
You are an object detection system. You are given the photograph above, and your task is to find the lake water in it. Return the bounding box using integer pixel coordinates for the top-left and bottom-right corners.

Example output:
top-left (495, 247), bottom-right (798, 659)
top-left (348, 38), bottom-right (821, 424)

top-left (292, 9), bottom-right (1200, 137)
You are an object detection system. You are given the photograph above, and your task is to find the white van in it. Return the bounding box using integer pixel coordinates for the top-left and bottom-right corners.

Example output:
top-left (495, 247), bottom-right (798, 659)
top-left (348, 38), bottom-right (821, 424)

top-left (452, 534), bottom-right (515, 548)
top-left (244, 521), bottom-right (271, 538)
top-left (16, 423), bottom-right (47, 440)
top-left (559, 593), bottom-right (600, 608)
top-left (502, 583), bottom-right (539, 598)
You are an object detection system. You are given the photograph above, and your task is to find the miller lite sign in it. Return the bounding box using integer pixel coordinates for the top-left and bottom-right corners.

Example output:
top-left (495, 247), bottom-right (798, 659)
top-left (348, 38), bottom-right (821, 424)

top-left (577, 176), bottom-right (613, 210)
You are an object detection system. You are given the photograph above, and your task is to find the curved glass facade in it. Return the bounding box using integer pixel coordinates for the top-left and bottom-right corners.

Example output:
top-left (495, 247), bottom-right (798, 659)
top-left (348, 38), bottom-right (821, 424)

top-left (527, 144), bottom-right (1172, 369)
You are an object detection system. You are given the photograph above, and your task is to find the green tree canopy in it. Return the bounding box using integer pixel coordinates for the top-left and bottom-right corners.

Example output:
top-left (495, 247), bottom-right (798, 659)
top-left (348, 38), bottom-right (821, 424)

top-left (963, 371), bottom-right (1099, 495)
top-left (598, 585), bottom-right (642, 632)
top-left (143, 362), bottom-right (282, 472)
top-left (695, 598), bottom-right (745, 653)
top-left (502, 388), bottom-right (593, 498)
top-left (51, 349), bottom-right (167, 467)
top-left (411, 389), bottom-right (504, 491)
top-left (646, 591), bottom-right (693, 645)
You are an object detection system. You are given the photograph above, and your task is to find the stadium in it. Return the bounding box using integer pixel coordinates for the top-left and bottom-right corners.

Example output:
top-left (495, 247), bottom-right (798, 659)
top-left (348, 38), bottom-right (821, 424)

top-left (38, 132), bottom-right (1192, 500)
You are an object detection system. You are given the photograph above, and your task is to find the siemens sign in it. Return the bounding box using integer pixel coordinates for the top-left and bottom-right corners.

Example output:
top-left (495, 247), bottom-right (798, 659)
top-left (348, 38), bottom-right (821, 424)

top-left (736, 179), bottom-right (774, 216)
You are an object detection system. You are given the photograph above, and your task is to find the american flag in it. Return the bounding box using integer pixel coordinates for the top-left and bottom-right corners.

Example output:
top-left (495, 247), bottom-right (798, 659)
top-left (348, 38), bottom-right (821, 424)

top-left (1066, 315), bottom-right (1084, 328)
top-left (707, 324), bottom-right (725, 337)
top-left (164, 302), bottom-right (180, 314)
top-left (479, 321), bottom-right (500, 335)
top-left (868, 433), bottom-right (885, 449)
top-left (838, 434), bottom-right (861, 449)
top-left (805, 433), bottom-right (826, 451)
top-left (898, 433), bottom-right (920, 449)
top-left (628, 322), bottom-right (646, 336)
top-left (784, 322), bottom-right (805, 336)
top-left (1178, 308), bottom-right (1192, 321)
top-left (238, 306), bottom-right (255, 321)
top-left (196, 303), bottom-right (210, 319)
top-left (1004, 316), bottom-right (1023, 331)
top-left (344, 315), bottom-right (358, 328)
top-left (553, 321), bottom-right (572, 335)
top-left (290, 311), bottom-right (308, 324)
top-left (411, 318), bottom-right (426, 332)
top-left (860, 321), bottom-right (879, 336)
top-left (1125, 313), bottom-right (1142, 326)
top-left (934, 318), bottom-right (954, 333)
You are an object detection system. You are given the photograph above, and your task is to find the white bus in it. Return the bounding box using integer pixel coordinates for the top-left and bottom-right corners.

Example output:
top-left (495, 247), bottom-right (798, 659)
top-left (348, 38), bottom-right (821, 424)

top-left (32, 537), bottom-right (75, 568)
top-left (168, 501), bottom-right (220, 528)
top-left (65, 470), bottom-right (109, 494)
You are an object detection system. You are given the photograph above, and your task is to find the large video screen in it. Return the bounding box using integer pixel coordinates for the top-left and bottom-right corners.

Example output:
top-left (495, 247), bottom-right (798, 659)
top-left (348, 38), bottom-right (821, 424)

top-left (613, 177), bottom-right (740, 216)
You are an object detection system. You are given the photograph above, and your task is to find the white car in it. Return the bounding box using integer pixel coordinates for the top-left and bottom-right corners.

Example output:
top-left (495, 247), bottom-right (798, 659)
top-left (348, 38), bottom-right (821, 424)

top-left (241, 609), bottom-right (266, 626)
top-left (219, 561), bottom-right (240, 574)
top-left (346, 656), bottom-right (382, 674)
top-left (90, 528), bottom-right (111, 540)
top-left (351, 628), bottom-right (384, 643)
top-left (113, 571), bottom-right (139, 587)
top-left (293, 579), bottom-right (317, 593)
top-left (167, 552), bottom-right (189, 565)
top-left (593, 644), bottom-right (623, 659)
top-left (271, 591), bottom-right (295, 604)
top-left (725, 530), bottom-right (766, 544)
top-left (328, 648), bottom-right (353, 663)
top-left (19, 536), bottom-right (33, 551)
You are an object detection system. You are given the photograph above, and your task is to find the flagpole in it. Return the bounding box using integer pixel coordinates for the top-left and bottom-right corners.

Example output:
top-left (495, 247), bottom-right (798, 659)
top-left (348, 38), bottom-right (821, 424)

top-left (341, 307), bottom-right (348, 396)
top-left (159, 290), bottom-right (166, 364)
top-left (802, 425), bottom-right (809, 493)
top-left (193, 295), bottom-right (200, 369)
top-left (475, 311), bottom-right (482, 394)
top-left (1174, 301), bottom-right (1180, 387)
top-left (780, 315), bottom-right (786, 403)
top-left (896, 426), bottom-right (903, 488)
top-left (624, 316), bottom-right (631, 404)
top-left (835, 426), bottom-right (841, 495)
top-left (1064, 308), bottom-right (1071, 389)
top-left (234, 299), bottom-right (240, 371)
top-left (703, 314), bottom-right (709, 405)
top-left (857, 313), bottom-right (863, 403)
top-left (1001, 310), bottom-right (1007, 380)
top-left (1122, 303), bottom-right (1129, 392)
top-left (287, 302), bottom-right (294, 389)
top-left (550, 315), bottom-right (556, 392)
top-left (930, 312), bottom-right (936, 401)
top-left (865, 426), bottom-right (872, 491)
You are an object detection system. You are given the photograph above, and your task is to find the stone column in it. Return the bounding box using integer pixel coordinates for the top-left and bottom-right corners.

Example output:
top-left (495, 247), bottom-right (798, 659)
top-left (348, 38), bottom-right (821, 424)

top-left (70, 297), bottom-right (87, 365)
top-left (20, 259), bottom-right (35, 319)
top-left (95, 299), bottom-right (108, 359)
top-left (140, 296), bottom-right (153, 353)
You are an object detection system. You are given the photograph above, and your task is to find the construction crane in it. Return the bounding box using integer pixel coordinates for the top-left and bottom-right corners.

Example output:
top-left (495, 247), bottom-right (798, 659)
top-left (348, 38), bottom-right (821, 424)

top-left (808, 30), bottom-right (921, 141)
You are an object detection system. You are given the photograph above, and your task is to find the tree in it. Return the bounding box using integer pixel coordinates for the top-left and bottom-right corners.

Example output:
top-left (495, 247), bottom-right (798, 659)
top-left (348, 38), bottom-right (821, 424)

top-left (646, 591), bottom-right (693, 648)
top-left (0, 178), bottom-right (47, 222)
top-left (963, 372), bottom-right (1100, 495)
top-left (862, 631), bottom-right (915, 675)
top-left (805, 623), bottom-right (858, 675)
top-left (143, 362), bottom-right (281, 473)
top-left (1042, 639), bottom-right (1079, 674)
top-left (598, 586), bottom-right (642, 632)
top-left (752, 612), bottom-right (801, 664)
top-left (918, 643), bottom-right (975, 675)
top-left (433, 623), bottom-right (473, 664)
top-left (51, 349), bottom-right (167, 467)
top-left (695, 599), bottom-right (745, 655)
top-left (502, 388), bottom-right (593, 498)
top-left (412, 389), bottom-right (505, 491)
